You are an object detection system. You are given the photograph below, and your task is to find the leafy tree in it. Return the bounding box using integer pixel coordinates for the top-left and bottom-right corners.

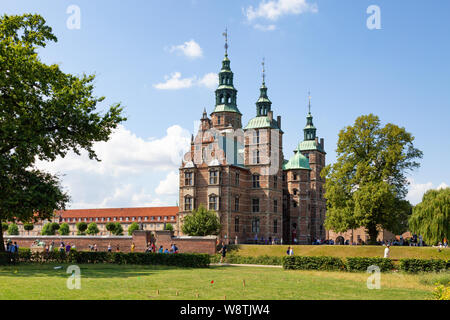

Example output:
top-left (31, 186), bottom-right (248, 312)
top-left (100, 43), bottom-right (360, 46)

top-left (0, 14), bottom-right (126, 251)
top-left (113, 222), bottom-right (123, 236)
top-left (2, 223), bottom-right (8, 233)
top-left (181, 205), bottom-right (221, 236)
top-left (128, 222), bottom-right (140, 236)
top-left (59, 223), bottom-right (70, 236)
top-left (23, 223), bottom-right (34, 234)
top-left (409, 188), bottom-right (449, 245)
top-left (322, 114), bottom-right (422, 244)
top-left (86, 223), bottom-right (99, 235)
top-left (7, 223), bottom-right (19, 235)
top-left (41, 222), bottom-right (60, 235)
top-left (165, 223), bottom-right (174, 232)
top-left (76, 222), bottom-right (88, 235)
top-left (105, 222), bottom-right (116, 235)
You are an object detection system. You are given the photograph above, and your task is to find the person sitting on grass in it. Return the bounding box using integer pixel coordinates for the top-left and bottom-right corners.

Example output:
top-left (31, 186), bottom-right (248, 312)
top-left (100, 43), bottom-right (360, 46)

top-left (158, 246), bottom-right (163, 253)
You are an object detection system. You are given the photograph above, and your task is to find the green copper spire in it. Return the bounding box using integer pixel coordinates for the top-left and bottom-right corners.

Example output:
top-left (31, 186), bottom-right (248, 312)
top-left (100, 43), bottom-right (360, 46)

top-left (256, 58), bottom-right (272, 116)
top-left (213, 29), bottom-right (241, 114)
top-left (304, 92), bottom-right (316, 141)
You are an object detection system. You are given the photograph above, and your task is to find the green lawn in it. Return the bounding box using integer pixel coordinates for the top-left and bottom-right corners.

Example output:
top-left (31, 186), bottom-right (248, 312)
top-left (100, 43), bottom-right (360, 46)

top-left (231, 245), bottom-right (450, 260)
top-left (0, 264), bottom-right (445, 300)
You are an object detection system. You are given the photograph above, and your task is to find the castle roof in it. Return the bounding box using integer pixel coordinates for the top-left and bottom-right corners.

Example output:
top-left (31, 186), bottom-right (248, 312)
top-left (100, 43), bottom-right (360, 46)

top-left (283, 148), bottom-right (311, 170)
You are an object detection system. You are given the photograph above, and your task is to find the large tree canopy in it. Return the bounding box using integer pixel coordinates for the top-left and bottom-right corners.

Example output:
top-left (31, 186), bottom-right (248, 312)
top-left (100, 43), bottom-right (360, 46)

top-left (0, 14), bottom-right (126, 250)
top-left (409, 188), bottom-right (449, 245)
top-left (322, 114), bottom-right (421, 244)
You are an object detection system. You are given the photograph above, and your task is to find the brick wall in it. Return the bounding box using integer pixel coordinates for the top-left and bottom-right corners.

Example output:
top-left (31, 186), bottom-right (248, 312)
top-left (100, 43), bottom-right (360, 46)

top-left (6, 230), bottom-right (217, 255)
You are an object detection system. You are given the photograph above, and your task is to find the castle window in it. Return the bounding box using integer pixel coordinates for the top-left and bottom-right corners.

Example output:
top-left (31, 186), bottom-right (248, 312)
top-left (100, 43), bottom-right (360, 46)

top-left (235, 172), bottom-right (240, 186)
top-left (273, 219), bottom-right (278, 234)
top-left (274, 175), bottom-right (278, 189)
top-left (252, 217), bottom-right (260, 234)
top-left (252, 198), bottom-right (260, 213)
top-left (235, 196), bottom-right (239, 212)
top-left (209, 170), bottom-right (218, 185)
top-left (217, 116), bottom-right (221, 125)
top-left (209, 195), bottom-right (218, 211)
top-left (235, 216), bottom-right (239, 233)
top-left (293, 189), bottom-right (298, 196)
top-left (274, 199), bottom-right (278, 213)
top-left (293, 201), bottom-right (298, 208)
top-left (293, 173), bottom-right (298, 181)
top-left (253, 130), bottom-right (260, 144)
top-left (252, 174), bottom-right (260, 188)
top-left (252, 150), bottom-right (260, 164)
top-left (185, 172), bottom-right (193, 186)
top-left (184, 196), bottom-right (193, 211)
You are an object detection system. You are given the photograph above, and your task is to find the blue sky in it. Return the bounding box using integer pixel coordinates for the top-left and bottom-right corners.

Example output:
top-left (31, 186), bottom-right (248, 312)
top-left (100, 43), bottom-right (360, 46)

top-left (2, 0), bottom-right (449, 208)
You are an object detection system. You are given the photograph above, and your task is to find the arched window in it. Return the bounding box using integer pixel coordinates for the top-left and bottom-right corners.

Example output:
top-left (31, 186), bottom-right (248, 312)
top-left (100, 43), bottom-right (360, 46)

top-left (184, 196), bottom-right (193, 211)
top-left (209, 195), bottom-right (218, 211)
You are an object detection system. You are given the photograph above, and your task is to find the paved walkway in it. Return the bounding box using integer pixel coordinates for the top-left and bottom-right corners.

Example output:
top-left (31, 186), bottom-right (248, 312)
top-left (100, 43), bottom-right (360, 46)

top-left (211, 263), bottom-right (282, 268)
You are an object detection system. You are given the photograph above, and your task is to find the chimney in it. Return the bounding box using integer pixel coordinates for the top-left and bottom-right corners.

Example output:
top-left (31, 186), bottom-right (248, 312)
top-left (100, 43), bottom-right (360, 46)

top-left (268, 111), bottom-right (273, 121)
top-left (277, 116), bottom-right (281, 129)
top-left (320, 138), bottom-right (324, 150)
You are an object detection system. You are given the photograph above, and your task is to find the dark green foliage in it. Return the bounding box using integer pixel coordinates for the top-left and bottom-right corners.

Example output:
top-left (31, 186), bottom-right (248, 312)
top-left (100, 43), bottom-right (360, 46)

top-left (23, 223), bottom-right (34, 232)
top-left (128, 222), bottom-right (139, 236)
top-left (0, 252), bottom-right (9, 265)
top-left (41, 222), bottom-right (60, 235)
top-left (165, 223), bottom-right (174, 232)
top-left (113, 222), bottom-right (123, 236)
top-left (322, 114), bottom-right (422, 244)
top-left (7, 223), bottom-right (19, 235)
top-left (400, 259), bottom-right (449, 273)
top-left (283, 256), bottom-right (345, 271)
top-left (5, 248), bottom-right (209, 268)
top-left (76, 222), bottom-right (87, 235)
top-left (0, 14), bottom-right (125, 251)
top-left (59, 223), bottom-right (70, 235)
top-left (345, 257), bottom-right (394, 272)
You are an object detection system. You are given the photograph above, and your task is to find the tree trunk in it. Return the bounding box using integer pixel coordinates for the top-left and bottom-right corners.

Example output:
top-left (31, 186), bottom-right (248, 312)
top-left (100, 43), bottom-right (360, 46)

top-left (367, 224), bottom-right (379, 245)
top-left (0, 220), bottom-right (5, 252)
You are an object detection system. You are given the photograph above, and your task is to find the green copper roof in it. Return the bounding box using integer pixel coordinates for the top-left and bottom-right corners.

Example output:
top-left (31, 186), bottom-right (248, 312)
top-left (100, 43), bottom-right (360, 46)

top-left (244, 116), bottom-right (280, 130)
top-left (283, 149), bottom-right (311, 170)
top-left (213, 104), bottom-right (242, 114)
top-left (297, 140), bottom-right (325, 153)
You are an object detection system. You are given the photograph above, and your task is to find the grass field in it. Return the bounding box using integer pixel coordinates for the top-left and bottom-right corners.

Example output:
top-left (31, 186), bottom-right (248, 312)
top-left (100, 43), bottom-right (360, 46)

top-left (0, 263), bottom-right (448, 300)
top-left (230, 245), bottom-right (450, 260)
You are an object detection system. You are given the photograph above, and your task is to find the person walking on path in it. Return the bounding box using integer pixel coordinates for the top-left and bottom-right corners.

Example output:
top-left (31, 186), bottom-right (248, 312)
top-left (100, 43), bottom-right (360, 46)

top-left (131, 242), bottom-right (135, 253)
top-left (219, 242), bottom-right (227, 264)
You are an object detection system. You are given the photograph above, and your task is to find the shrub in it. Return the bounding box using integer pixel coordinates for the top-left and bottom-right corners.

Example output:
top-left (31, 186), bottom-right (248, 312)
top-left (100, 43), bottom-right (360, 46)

top-left (76, 222), bottom-right (88, 235)
top-left (128, 222), bottom-right (140, 235)
top-left (346, 257), bottom-right (394, 272)
top-left (113, 222), bottom-right (123, 236)
top-left (433, 285), bottom-right (450, 300)
top-left (7, 223), bottom-right (19, 235)
top-left (211, 254), bottom-right (283, 266)
top-left (86, 222), bottom-right (99, 235)
top-left (59, 223), bottom-right (70, 236)
top-left (400, 259), bottom-right (448, 273)
top-left (0, 252), bottom-right (9, 265)
top-left (1, 222), bottom-right (8, 233)
top-left (283, 256), bottom-right (345, 271)
top-left (41, 222), bottom-right (60, 235)
top-left (23, 223), bottom-right (34, 233)
top-left (165, 223), bottom-right (174, 232)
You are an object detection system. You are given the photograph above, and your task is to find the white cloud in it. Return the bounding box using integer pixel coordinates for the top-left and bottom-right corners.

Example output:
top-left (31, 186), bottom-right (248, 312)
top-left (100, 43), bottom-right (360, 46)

top-left (155, 171), bottom-right (179, 196)
top-left (153, 72), bottom-right (195, 90)
top-left (35, 125), bottom-right (190, 209)
top-left (253, 24), bottom-right (277, 31)
top-left (406, 178), bottom-right (449, 205)
top-left (245, 0), bottom-right (318, 21)
top-left (169, 40), bottom-right (203, 59)
top-left (198, 72), bottom-right (218, 89)
top-left (154, 72), bottom-right (218, 91)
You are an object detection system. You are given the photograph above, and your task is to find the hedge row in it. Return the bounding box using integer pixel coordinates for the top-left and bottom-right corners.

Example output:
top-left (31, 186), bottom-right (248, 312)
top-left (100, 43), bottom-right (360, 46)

top-left (211, 254), bottom-right (283, 266)
top-left (399, 259), bottom-right (450, 273)
top-left (0, 249), bottom-right (210, 268)
top-left (283, 256), bottom-right (345, 271)
top-left (283, 256), bottom-right (449, 273)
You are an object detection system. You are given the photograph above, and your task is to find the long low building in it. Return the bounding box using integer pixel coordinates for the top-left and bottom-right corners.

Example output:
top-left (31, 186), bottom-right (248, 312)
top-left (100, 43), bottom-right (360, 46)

top-left (9, 207), bottom-right (178, 236)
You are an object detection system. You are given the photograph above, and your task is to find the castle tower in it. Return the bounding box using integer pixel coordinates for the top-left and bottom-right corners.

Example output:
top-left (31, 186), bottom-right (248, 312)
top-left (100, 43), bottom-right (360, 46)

top-left (243, 59), bottom-right (284, 243)
top-left (297, 95), bottom-right (326, 242)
